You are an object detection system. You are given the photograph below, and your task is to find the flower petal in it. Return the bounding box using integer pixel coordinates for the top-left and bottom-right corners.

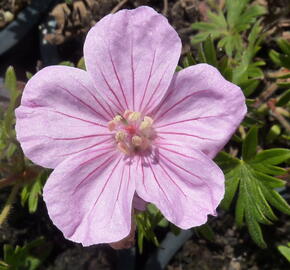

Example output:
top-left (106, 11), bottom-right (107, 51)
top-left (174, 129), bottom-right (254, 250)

top-left (16, 66), bottom-right (114, 168)
top-left (43, 145), bottom-right (135, 246)
top-left (84, 6), bottom-right (181, 113)
top-left (135, 143), bottom-right (225, 229)
top-left (152, 64), bottom-right (247, 158)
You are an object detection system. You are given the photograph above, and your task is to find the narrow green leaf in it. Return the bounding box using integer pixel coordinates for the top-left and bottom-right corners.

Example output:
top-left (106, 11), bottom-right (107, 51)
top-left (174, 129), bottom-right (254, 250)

top-left (4, 66), bottom-right (17, 99)
top-left (254, 171), bottom-right (286, 189)
top-left (269, 50), bottom-right (283, 66)
top-left (252, 163), bottom-right (287, 176)
top-left (235, 177), bottom-right (245, 226)
top-left (277, 39), bottom-right (290, 55)
top-left (58, 61), bottom-right (74, 67)
top-left (203, 35), bottom-right (218, 67)
top-left (221, 170), bottom-right (240, 210)
top-left (266, 125), bottom-right (281, 144)
top-left (261, 186), bottom-right (290, 215)
top-left (278, 244), bottom-right (290, 262)
top-left (251, 148), bottom-right (290, 165)
top-left (245, 208), bottom-right (267, 248)
top-left (215, 151), bottom-right (241, 173)
top-left (77, 57), bottom-right (86, 70)
top-left (276, 89), bottom-right (290, 106)
top-left (197, 43), bottom-right (206, 63)
top-left (196, 224), bottom-right (215, 242)
top-left (242, 126), bottom-right (258, 161)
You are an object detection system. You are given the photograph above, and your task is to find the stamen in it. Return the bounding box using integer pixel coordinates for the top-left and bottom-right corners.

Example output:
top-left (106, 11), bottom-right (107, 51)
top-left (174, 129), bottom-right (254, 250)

top-left (114, 115), bottom-right (123, 122)
top-left (140, 116), bottom-right (154, 130)
top-left (108, 120), bottom-right (116, 131)
top-left (128, 112), bottom-right (141, 122)
top-left (123, 110), bottom-right (133, 119)
top-left (115, 131), bottom-right (126, 142)
top-left (109, 111), bottom-right (155, 155)
top-left (132, 136), bottom-right (142, 146)
top-left (117, 142), bottom-right (130, 155)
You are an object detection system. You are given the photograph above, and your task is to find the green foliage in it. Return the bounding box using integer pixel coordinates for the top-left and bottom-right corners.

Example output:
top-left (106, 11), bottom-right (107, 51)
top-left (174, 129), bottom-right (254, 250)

top-left (187, 21), bottom-right (265, 97)
top-left (216, 128), bottom-right (290, 248)
top-left (21, 171), bottom-right (48, 213)
top-left (195, 224), bottom-right (215, 242)
top-left (269, 39), bottom-right (290, 69)
top-left (276, 89), bottom-right (290, 107)
top-left (191, 0), bottom-right (266, 57)
top-left (278, 243), bottom-right (290, 263)
top-left (135, 204), bottom-right (165, 253)
top-left (0, 238), bottom-right (51, 270)
top-left (0, 66), bottom-right (23, 173)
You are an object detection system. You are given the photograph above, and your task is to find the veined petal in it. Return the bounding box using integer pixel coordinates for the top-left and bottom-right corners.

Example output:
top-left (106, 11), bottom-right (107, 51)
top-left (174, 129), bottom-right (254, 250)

top-left (43, 145), bottom-right (135, 246)
top-left (135, 143), bottom-right (225, 229)
top-left (16, 66), bottom-right (114, 168)
top-left (84, 6), bottom-right (181, 113)
top-left (152, 64), bottom-right (247, 158)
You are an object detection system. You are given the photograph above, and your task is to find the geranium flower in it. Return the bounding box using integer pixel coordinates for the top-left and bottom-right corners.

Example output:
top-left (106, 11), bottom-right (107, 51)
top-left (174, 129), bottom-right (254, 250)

top-left (15, 6), bottom-right (246, 246)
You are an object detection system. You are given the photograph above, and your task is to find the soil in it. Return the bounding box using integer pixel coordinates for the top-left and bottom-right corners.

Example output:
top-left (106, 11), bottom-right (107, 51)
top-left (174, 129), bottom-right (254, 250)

top-left (0, 0), bottom-right (290, 270)
top-left (0, 0), bottom-right (31, 28)
top-left (167, 212), bottom-right (290, 270)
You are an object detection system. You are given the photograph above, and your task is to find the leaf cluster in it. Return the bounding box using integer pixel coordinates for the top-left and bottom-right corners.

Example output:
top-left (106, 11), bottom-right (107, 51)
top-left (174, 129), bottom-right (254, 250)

top-left (216, 127), bottom-right (290, 248)
top-left (192, 0), bottom-right (266, 57)
top-left (0, 238), bottom-right (51, 270)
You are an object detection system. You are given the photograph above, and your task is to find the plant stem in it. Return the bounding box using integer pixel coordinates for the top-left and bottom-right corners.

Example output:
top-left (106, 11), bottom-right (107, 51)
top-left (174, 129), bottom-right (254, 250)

top-left (0, 184), bottom-right (20, 226)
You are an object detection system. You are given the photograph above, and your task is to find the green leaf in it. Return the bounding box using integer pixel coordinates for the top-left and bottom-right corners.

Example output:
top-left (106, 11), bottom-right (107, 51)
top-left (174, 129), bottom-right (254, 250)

top-left (266, 125), bottom-right (281, 144)
top-left (77, 57), bottom-right (86, 70)
top-left (269, 49), bottom-right (290, 69)
top-left (222, 154), bottom-right (290, 248)
top-left (276, 89), bottom-right (290, 106)
top-left (261, 186), bottom-right (290, 215)
top-left (203, 35), bottom-right (218, 67)
top-left (251, 148), bottom-right (290, 165)
top-left (195, 224), bottom-right (215, 242)
top-left (221, 166), bottom-right (241, 210)
top-left (215, 151), bottom-right (241, 173)
top-left (21, 172), bottom-right (47, 213)
top-left (182, 52), bottom-right (196, 68)
top-left (2, 238), bottom-right (51, 270)
top-left (277, 39), bottom-right (290, 55)
top-left (245, 208), bottom-right (267, 248)
top-left (242, 126), bottom-right (258, 161)
top-left (3, 66), bottom-right (19, 137)
top-left (26, 71), bottom-right (33, 80)
top-left (58, 61), bottom-right (74, 67)
top-left (278, 244), bottom-right (290, 262)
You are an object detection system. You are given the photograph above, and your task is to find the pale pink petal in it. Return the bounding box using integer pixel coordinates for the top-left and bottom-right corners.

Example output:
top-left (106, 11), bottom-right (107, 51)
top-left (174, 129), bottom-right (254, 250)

top-left (43, 145), bottom-right (135, 246)
top-left (84, 6), bottom-right (181, 113)
top-left (135, 143), bottom-right (225, 229)
top-left (16, 66), bottom-right (114, 168)
top-left (152, 64), bottom-right (247, 158)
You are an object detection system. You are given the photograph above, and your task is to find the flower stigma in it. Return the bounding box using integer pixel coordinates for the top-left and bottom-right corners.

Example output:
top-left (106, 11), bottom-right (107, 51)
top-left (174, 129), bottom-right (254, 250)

top-left (108, 111), bottom-right (155, 155)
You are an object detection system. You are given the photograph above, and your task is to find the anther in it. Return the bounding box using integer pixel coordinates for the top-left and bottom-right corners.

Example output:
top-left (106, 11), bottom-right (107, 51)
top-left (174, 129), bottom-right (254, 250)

top-left (117, 142), bottom-right (130, 155)
top-left (113, 115), bottom-right (123, 122)
top-left (123, 110), bottom-right (133, 119)
top-left (132, 135), bottom-right (142, 146)
top-left (140, 116), bottom-right (154, 130)
top-left (115, 131), bottom-right (126, 142)
top-left (108, 120), bottom-right (116, 131)
top-left (128, 112), bottom-right (141, 122)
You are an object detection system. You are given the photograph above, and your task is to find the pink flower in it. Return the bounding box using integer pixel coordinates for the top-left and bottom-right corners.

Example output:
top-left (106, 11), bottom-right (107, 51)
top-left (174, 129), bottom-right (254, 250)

top-left (15, 6), bottom-right (246, 246)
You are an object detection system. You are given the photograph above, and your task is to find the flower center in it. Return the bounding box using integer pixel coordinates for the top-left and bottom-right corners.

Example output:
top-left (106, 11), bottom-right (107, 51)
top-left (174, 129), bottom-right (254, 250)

top-left (108, 110), bottom-right (155, 155)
